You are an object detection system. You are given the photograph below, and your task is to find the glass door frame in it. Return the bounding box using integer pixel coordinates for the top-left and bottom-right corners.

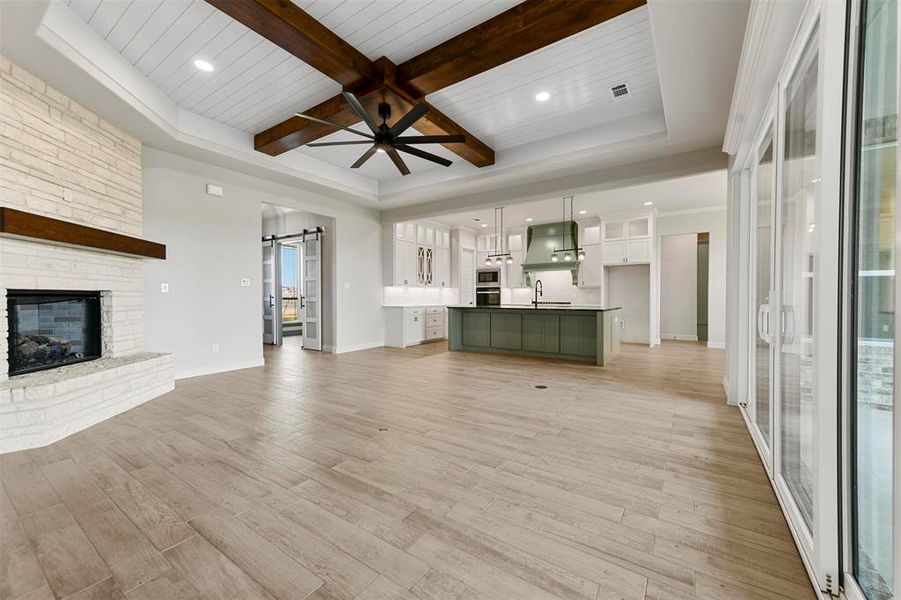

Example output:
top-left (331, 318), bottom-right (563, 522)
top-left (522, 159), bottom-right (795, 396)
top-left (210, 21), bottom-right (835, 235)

top-left (740, 1), bottom-right (842, 592)
top-left (745, 92), bottom-right (778, 477)
top-left (841, 0), bottom-right (900, 596)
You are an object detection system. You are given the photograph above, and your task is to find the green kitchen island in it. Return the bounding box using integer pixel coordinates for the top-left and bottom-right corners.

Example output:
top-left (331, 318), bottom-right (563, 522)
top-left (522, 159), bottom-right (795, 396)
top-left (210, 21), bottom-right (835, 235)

top-left (448, 306), bottom-right (623, 366)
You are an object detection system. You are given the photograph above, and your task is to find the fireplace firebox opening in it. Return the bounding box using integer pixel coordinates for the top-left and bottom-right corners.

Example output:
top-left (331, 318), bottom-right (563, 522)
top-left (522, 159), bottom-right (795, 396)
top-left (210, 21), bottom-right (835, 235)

top-left (7, 290), bottom-right (102, 377)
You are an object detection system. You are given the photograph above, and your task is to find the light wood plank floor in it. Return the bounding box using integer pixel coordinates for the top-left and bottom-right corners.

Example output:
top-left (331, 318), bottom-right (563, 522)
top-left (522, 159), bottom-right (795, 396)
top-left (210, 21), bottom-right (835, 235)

top-left (1, 340), bottom-right (815, 600)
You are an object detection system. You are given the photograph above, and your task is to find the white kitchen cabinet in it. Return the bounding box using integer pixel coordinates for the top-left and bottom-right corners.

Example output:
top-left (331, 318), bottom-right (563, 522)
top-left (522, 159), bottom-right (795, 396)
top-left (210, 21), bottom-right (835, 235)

top-left (602, 240), bottom-right (626, 265)
top-left (385, 306), bottom-right (446, 348)
top-left (396, 241), bottom-right (417, 284)
top-left (404, 308), bottom-right (425, 346)
top-left (436, 228), bottom-right (450, 249)
top-left (602, 239), bottom-right (651, 265)
top-left (626, 239), bottom-right (651, 263)
top-left (603, 221), bottom-right (625, 240)
top-left (582, 224), bottom-right (602, 246)
top-left (417, 224), bottom-right (436, 246)
top-left (434, 247), bottom-right (450, 287)
top-left (395, 222), bottom-right (416, 241)
top-left (627, 216), bottom-right (650, 238)
top-left (578, 245), bottom-right (603, 287)
top-left (507, 232), bottom-right (524, 252)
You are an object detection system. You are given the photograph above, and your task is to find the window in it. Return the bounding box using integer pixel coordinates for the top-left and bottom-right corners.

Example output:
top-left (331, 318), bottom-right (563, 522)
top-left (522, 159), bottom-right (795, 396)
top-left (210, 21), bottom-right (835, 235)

top-left (850, 1), bottom-right (897, 598)
top-left (281, 244), bottom-right (301, 324)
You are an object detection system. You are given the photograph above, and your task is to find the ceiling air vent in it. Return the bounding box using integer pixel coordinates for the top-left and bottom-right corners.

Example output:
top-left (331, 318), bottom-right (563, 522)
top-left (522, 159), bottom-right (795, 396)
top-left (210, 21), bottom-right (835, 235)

top-left (610, 83), bottom-right (630, 100)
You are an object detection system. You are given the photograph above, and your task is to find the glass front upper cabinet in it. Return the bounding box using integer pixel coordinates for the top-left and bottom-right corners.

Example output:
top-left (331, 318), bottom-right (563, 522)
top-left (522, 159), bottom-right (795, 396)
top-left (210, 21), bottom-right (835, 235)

top-left (851, 1), bottom-right (897, 598)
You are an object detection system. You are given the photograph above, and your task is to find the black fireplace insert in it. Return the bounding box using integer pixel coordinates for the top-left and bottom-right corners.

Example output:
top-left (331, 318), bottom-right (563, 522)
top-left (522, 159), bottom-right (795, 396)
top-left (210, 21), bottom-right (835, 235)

top-left (7, 290), bottom-right (102, 376)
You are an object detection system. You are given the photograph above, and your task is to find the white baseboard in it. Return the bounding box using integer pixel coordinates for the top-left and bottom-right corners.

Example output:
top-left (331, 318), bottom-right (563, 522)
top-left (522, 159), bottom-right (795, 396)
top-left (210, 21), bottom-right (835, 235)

top-left (333, 341), bottom-right (385, 354)
top-left (707, 341), bottom-right (726, 349)
top-left (175, 357), bottom-right (265, 380)
top-left (661, 333), bottom-right (699, 341)
top-left (322, 345), bottom-right (336, 353)
top-left (722, 375), bottom-right (730, 401)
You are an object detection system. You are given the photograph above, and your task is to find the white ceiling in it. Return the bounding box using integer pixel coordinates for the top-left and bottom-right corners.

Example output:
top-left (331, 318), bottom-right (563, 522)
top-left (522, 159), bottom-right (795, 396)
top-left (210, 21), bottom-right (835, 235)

top-left (292, 0), bottom-right (520, 64)
top-left (67, 0), bottom-right (340, 133)
top-left (66, 0), bottom-right (664, 178)
top-left (427, 6), bottom-right (661, 150)
top-left (2, 0), bottom-right (748, 210)
top-left (431, 170), bottom-right (728, 228)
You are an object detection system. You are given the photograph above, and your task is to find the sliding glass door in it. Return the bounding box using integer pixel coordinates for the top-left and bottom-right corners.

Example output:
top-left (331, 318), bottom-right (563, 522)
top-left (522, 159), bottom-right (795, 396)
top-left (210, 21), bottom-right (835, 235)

top-left (848, 0), bottom-right (897, 598)
top-left (752, 123), bottom-right (776, 459)
top-left (778, 28), bottom-right (821, 534)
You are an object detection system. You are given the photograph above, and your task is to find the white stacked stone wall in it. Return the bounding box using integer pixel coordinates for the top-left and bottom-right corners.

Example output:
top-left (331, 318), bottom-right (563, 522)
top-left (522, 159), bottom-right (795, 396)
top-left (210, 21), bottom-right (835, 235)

top-left (0, 56), bottom-right (173, 451)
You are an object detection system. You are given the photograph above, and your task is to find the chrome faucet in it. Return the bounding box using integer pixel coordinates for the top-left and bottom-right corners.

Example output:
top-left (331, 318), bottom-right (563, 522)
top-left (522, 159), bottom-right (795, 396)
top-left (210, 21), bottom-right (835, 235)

top-left (533, 279), bottom-right (543, 308)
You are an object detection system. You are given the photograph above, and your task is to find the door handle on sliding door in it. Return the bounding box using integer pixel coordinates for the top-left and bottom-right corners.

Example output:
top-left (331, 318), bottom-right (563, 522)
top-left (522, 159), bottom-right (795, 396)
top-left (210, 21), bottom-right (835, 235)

top-left (757, 304), bottom-right (769, 343)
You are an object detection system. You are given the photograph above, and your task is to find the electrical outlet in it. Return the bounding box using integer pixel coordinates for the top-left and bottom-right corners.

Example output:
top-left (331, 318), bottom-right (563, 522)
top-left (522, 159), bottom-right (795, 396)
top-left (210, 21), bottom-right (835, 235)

top-left (344, 281), bottom-right (351, 290)
top-left (62, 188), bottom-right (73, 203)
top-left (240, 278), bottom-right (251, 287)
top-left (212, 344), bottom-right (220, 353)
top-left (160, 283), bottom-right (169, 293)
top-left (206, 184), bottom-right (223, 197)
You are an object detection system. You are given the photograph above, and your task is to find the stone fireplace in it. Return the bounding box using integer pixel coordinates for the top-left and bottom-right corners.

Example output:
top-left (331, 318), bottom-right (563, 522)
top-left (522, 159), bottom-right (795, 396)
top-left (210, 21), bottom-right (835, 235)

top-left (0, 57), bottom-right (174, 453)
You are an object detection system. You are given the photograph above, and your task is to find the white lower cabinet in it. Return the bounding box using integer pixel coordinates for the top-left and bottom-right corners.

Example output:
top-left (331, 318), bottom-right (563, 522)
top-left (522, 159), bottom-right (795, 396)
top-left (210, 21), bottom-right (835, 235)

top-left (385, 306), bottom-right (447, 348)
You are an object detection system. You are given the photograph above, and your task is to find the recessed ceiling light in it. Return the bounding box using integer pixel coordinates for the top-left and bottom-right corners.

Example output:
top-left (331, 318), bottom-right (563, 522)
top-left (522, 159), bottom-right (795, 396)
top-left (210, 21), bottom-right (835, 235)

top-left (480, 223), bottom-right (488, 228)
top-left (535, 91), bottom-right (551, 102)
top-left (579, 210), bottom-right (587, 215)
top-left (643, 201), bottom-right (654, 206)
top-left (193, 59), bottom-right (214, 72)
top-left (525, 217), bottom-right (534, 222)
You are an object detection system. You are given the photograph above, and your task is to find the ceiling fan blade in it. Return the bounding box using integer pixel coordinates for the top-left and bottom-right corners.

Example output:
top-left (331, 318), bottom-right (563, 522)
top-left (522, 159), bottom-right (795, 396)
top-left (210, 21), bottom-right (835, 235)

top-left (396, 144), bottom-right (453, 167)
top-left (394, 134), bottom-right (465, 145)
top-left (342, 91), bottom-right (379, 134)
top-left (295, 112), bottom-right (373, 139)
top-left (306, 140), bottom-right (374, 147)
top-left (351, 146), bottom-right (378, 169)
top-left (387, 148), bottom-right (411, 176)
top-left (389, 103), bottom-right (428, 137)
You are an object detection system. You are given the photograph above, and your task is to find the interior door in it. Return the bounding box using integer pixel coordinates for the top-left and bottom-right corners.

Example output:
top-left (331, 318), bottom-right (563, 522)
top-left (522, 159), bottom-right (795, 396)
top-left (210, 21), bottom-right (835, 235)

top-left (262, 240), bottom-right (282, 345)
top-left (303, 234), bottom-right (322, 351)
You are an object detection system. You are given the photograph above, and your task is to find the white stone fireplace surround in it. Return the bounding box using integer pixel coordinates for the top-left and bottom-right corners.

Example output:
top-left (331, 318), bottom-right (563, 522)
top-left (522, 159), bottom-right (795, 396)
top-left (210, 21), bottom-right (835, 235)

top-left (0, 238), bottom-right (174, 453)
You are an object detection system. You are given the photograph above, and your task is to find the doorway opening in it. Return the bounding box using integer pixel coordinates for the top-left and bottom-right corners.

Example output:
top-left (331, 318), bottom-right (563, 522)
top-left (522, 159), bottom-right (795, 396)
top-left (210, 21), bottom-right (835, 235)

top-left (659, 232), bottom-right (710, 343)
top-left (262, 203), bottom-right (331, 351)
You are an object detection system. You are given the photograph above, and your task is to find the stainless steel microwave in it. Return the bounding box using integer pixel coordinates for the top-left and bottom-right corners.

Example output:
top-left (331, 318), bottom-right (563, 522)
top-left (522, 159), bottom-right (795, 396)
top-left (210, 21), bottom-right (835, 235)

top-left (476, 268), bottom-right (501, 286)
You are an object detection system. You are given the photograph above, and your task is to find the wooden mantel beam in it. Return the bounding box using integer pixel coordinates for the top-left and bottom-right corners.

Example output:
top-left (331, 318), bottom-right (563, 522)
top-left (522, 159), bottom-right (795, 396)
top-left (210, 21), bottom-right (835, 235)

top-left (204, 0), bottom-right (377, 88)
top-left (397, 0), bottom-right (647, 96)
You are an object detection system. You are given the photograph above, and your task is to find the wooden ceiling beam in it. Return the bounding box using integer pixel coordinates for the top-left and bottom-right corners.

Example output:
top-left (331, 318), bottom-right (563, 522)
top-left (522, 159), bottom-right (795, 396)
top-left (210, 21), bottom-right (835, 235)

top-left (204, 0), bottom-right (378, 87)
top-left (396, 0), bottom-right (646, 97)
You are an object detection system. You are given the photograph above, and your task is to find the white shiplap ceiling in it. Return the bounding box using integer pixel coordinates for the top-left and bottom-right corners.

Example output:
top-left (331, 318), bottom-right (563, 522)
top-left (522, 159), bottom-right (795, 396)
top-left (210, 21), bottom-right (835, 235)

top-left (427, 6), bottom-right (661, 150)
top-left (65, 0), bottom-right (663, 181)
top-left (67, 0), bottom-right (339, 133)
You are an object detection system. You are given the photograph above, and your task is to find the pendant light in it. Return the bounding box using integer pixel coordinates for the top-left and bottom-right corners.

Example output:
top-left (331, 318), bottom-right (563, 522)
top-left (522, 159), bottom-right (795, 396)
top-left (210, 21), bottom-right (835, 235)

top-left (486, 207), bottom-right (513, 265)
top-left (550, 195), bottom-right (585, 262)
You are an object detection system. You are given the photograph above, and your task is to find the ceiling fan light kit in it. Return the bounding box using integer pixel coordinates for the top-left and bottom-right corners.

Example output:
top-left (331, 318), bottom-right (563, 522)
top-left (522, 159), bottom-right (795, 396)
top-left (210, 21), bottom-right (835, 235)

top-left (298, 91), bottom-right (465, 175)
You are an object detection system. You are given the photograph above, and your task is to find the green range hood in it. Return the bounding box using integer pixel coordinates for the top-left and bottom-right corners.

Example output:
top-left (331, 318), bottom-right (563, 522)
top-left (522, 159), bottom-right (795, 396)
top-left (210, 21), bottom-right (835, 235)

top-left (521, 222), bottom-right (579, 286)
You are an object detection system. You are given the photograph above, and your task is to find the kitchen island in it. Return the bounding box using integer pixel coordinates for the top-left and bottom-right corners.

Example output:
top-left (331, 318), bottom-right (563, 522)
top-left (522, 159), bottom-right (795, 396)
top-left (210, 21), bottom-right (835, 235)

top-left (447, 305), bottom-right (623, 366)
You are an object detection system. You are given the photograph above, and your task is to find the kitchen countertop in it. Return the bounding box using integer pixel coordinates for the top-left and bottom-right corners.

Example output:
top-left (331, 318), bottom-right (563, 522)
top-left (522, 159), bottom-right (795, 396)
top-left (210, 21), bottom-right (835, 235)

top-left (448, 305), bottom-right (622, 311)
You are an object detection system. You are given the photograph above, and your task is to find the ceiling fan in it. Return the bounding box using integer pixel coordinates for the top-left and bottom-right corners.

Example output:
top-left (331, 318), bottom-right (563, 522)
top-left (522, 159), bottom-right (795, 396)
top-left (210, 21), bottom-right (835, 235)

top-left (298, 92), bottom-right (464, 176)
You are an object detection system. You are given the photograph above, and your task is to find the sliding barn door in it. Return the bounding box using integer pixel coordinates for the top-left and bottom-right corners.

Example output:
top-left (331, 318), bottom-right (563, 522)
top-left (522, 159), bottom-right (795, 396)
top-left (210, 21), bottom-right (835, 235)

top-left (302, 234), bottom-right (322, 351)
top-left (262, 240), bottom-right (282, 345)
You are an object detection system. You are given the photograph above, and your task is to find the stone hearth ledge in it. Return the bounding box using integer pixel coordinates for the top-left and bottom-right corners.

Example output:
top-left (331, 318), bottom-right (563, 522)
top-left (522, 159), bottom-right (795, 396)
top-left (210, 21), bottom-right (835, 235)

top-left (0, 352), bottom-right (173, 453)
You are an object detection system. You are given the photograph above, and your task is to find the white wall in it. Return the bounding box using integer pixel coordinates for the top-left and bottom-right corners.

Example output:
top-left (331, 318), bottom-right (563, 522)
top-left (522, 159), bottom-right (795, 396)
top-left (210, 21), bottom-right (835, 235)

top-left (656, 207), bottom-right (727, 347)
top-left (143, 148), bottom-right (385, 378)
top-left (607, 264), bottom-right (651, 343)
top-left (660, 233), bottom-right (698, 339)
